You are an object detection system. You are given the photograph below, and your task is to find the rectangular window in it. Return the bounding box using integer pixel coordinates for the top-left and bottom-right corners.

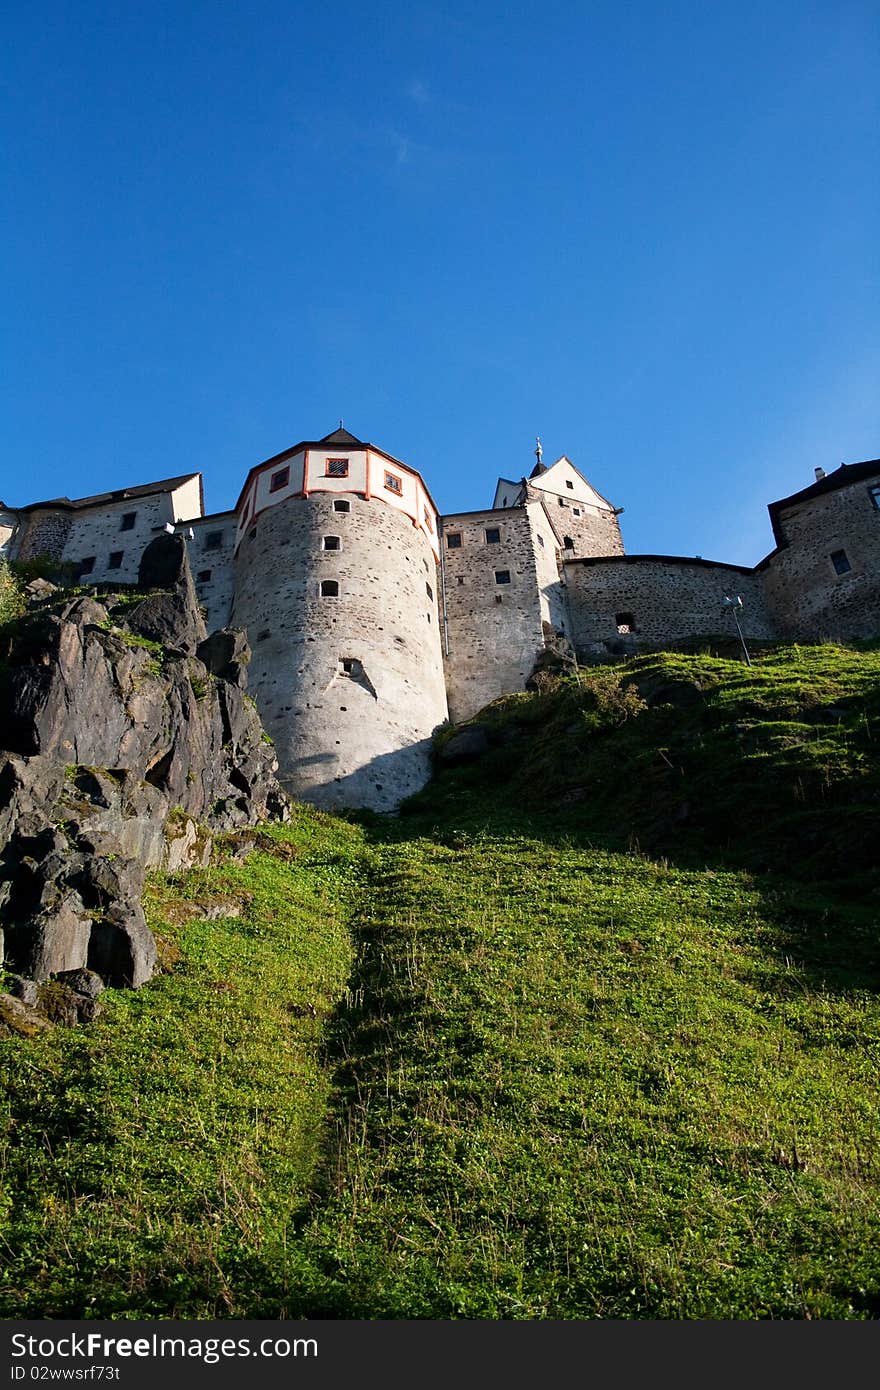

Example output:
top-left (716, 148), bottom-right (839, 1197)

top-left (572, 508), bottom-right (581, 516)
top-left (563, 536), bottom-right (575, 550)
top-left (426, 582), bottom-right (433, 601)
top-left (446, 532), bottom-right (462, 549)
top-left (869, 484), bottom-right (880, 511)
top-left (485, 527), bottom-right (501, 544)
top-left (270, 467), bottom-right (289, 492)
top-left (537, 534), bottom-right (545, 548)
top-left (108, 551), bottom-right (124, 569)
top-left (204, 530), bottom-right (223, 550)
top-left (78, 556), bottom-right (96, 575)
top-left (616, 612), bottom-right (635, 634)
top-left (334, 499), bottom-right (351, 513)
top-left (384, 471), bottom-right (402, 494)
top-left (830, 549), bottom-right (852, 575)
top-left (566, 480), bottom-right (574, 489)
top-left (558, 497), bottom-right (566, 507)
top-left (326, 458), bottom-right (349, 477)
top-left (495, 570), bottom-right (511, 584)
top-left (320, 579), bottom-right (339, 597)
top-left (120, 512), bottom-right (137, 531)
top-left (197, 569), bottom-right (212, 582)
top-left (322, 535), bottom-right (341, 551)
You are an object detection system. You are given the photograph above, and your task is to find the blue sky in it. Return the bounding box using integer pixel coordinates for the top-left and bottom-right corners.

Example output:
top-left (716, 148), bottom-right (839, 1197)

top-left (3, 0), bottom-right (878, 563)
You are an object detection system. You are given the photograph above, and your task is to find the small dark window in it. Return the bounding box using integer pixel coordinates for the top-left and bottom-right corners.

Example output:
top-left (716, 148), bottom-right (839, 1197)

top-left (869, 484), bottom-right (880, 511)
top-left (197, 569), bottom-right (212, 582)
top-left (204, 531), bottom-right (223, 550)
top-left (78, 556), bottom-right (96, 575)
top-left (572, 508), bottom-right (581, 516)
top-left (270, 467), bottom-right (289, 492)
top-left (457, 575), bottom-right (464, 585)
top-left (495, 570), bottom-right (511, 585)
top-left (326, 458), bottom-right (349, 477)
top-left (334, 499), bottom-right (351, 513)
top-left (385, 471), bottom-right (402, 494)
top-left (537, 534), bottom-right (545, 548)
top-left (830, 549), bottom-right (852, 575)
top-left (558, 497), bottom-right (566, 507)
top-left (320, 580), bottom-right (339, 597)
top-left (323, 535), bottom-right (341, 551)
top-left (120, 512), bottom-right (136, 531)
top-left (616, 612), bottom-right (635, 634)
top-left (485, 527), bottom-right (501, 544)
top-left (446, 532), bottom-right (462, 549)
top-left (565, 480), bottom-right (574, 490)
top-left (563, 536), bottom-right (575, 550)
top-left (426, 582), bottom-right (433, 601)
top-left (495, 594), bottom-right (503, 604)
top-left (108, 551), bottom-right (124, 569)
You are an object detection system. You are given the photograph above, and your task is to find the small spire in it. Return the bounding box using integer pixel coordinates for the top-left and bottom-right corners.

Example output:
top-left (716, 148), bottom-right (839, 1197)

top-left (339, 418), bottom-right (344, 430)
top-left (535, 435), bottom-right (543, 466)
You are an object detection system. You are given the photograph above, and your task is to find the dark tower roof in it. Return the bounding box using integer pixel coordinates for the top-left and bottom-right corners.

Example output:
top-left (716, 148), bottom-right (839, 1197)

top-left (319, 427), bottom-right (363, 446)
top-left (529, 460), bottom-right (548, 478)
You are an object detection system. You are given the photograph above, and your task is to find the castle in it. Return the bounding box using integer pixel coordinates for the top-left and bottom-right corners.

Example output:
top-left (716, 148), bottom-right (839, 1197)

top-left (2, 428), bottom-right (878, 811)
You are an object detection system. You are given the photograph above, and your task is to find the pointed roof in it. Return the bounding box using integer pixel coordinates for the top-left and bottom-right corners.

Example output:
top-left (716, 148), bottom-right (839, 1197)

top-left (319, 426), bottom-right (363, 446)
top-left (529, 460), bottom-right (548, 478)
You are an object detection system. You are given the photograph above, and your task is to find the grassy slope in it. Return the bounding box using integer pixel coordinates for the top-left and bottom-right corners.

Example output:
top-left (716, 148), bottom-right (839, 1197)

top-left (1, 645), bottom-right (879, 1318)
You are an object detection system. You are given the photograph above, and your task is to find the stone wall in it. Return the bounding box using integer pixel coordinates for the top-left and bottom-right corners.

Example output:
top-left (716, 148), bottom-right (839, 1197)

top-left (187, 513), bottom-right (236, 631)
top-left (761, 473), bottom-right (880, 638)
top-left (565, 555), bottom-right (776, 653)
top-left (440, 507), bottom-right (547, 722)
top-left (232, 491), bottom-right (448, 812)
top-left (14, 509), bottom-right (74, 564)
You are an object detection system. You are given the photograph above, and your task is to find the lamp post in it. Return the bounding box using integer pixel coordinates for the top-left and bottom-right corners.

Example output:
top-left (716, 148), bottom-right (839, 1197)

top-left (722, 595), bottom-right (752, 667)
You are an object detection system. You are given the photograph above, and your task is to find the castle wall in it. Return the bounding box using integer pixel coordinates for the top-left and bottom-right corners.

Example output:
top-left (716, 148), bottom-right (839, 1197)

top-left (231, 491), bottom-right (447, 812)
top-left (186, 513), bottom-right (236, 631)
top-left (525, 499), bottom-right (568, 634)
top-left (761, 475), bottom-right (880, 638)
top-left (237, 447), bottom-right (439, 560)
top-left (440, 508), bottom-right (547, 722)
top-left (565, 556), bottom-right (776, 653)
top-left (13, 509), bottom-right (74, 564)
top-left (56, 494), bottom-right (181, 585)
top-left (0, 510), bottom-right (20, 558)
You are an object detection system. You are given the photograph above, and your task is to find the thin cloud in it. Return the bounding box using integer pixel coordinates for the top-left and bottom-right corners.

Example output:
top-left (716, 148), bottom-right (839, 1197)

top-left (407, 78), bottom-right (431, 106)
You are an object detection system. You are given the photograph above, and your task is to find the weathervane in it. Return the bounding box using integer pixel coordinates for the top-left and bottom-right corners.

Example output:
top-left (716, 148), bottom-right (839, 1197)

top-left (535, 436), bottom-right (543, 466)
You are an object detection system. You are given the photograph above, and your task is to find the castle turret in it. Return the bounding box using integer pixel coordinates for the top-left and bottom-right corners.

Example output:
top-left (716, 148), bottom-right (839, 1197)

top-left (230, 428), bottom-right (448, 812)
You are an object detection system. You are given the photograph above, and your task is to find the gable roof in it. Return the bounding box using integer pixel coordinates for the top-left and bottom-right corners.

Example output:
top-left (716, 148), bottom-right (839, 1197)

top-left (16, 473), bottom-right (204, 515)
top-left (768, 458), bottom-right (880, 545)
top-left (527, 455), bottom-right (616, 511)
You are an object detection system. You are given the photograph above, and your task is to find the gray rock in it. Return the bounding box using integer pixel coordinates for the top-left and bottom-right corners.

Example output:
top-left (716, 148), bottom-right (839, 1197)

top-left (439, 727), bottom-right (492, 763)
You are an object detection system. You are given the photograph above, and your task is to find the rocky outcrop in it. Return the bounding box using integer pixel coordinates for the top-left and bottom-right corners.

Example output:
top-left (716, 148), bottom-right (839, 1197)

top-left (0, 536), bottom-right (289, 1020)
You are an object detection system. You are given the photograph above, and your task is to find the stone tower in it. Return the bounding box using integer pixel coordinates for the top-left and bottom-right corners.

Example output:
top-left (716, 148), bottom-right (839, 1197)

top-left (230, 428), bottom-right (448, 812)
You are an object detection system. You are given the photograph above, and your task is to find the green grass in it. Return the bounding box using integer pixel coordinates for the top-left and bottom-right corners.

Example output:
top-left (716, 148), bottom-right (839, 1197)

top-left (1, 644), bottom-right (879, 1318)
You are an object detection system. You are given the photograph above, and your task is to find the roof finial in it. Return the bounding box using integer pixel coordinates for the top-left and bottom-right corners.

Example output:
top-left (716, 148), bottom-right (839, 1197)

top-left (535, 435), bottom-right (543, 466)
top-left (339, 418), bottom-right (344, 430)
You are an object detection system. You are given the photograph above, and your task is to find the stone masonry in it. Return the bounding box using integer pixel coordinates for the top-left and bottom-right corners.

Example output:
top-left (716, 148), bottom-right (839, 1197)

top-left (3, 433), bottom-right (878, 810)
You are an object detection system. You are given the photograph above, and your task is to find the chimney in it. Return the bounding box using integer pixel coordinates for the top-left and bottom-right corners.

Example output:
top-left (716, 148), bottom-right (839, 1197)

top-left (814, 467), bottom-right (826, 481)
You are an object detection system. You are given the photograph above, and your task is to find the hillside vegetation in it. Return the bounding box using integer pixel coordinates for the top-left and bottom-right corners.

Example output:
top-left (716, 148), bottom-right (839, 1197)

top-left (1, 644), bottom-right (879, 1318)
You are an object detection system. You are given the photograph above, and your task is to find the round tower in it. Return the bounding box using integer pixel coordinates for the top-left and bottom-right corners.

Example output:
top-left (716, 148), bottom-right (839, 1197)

top-left (230, 428), bottom-right (448, 812)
